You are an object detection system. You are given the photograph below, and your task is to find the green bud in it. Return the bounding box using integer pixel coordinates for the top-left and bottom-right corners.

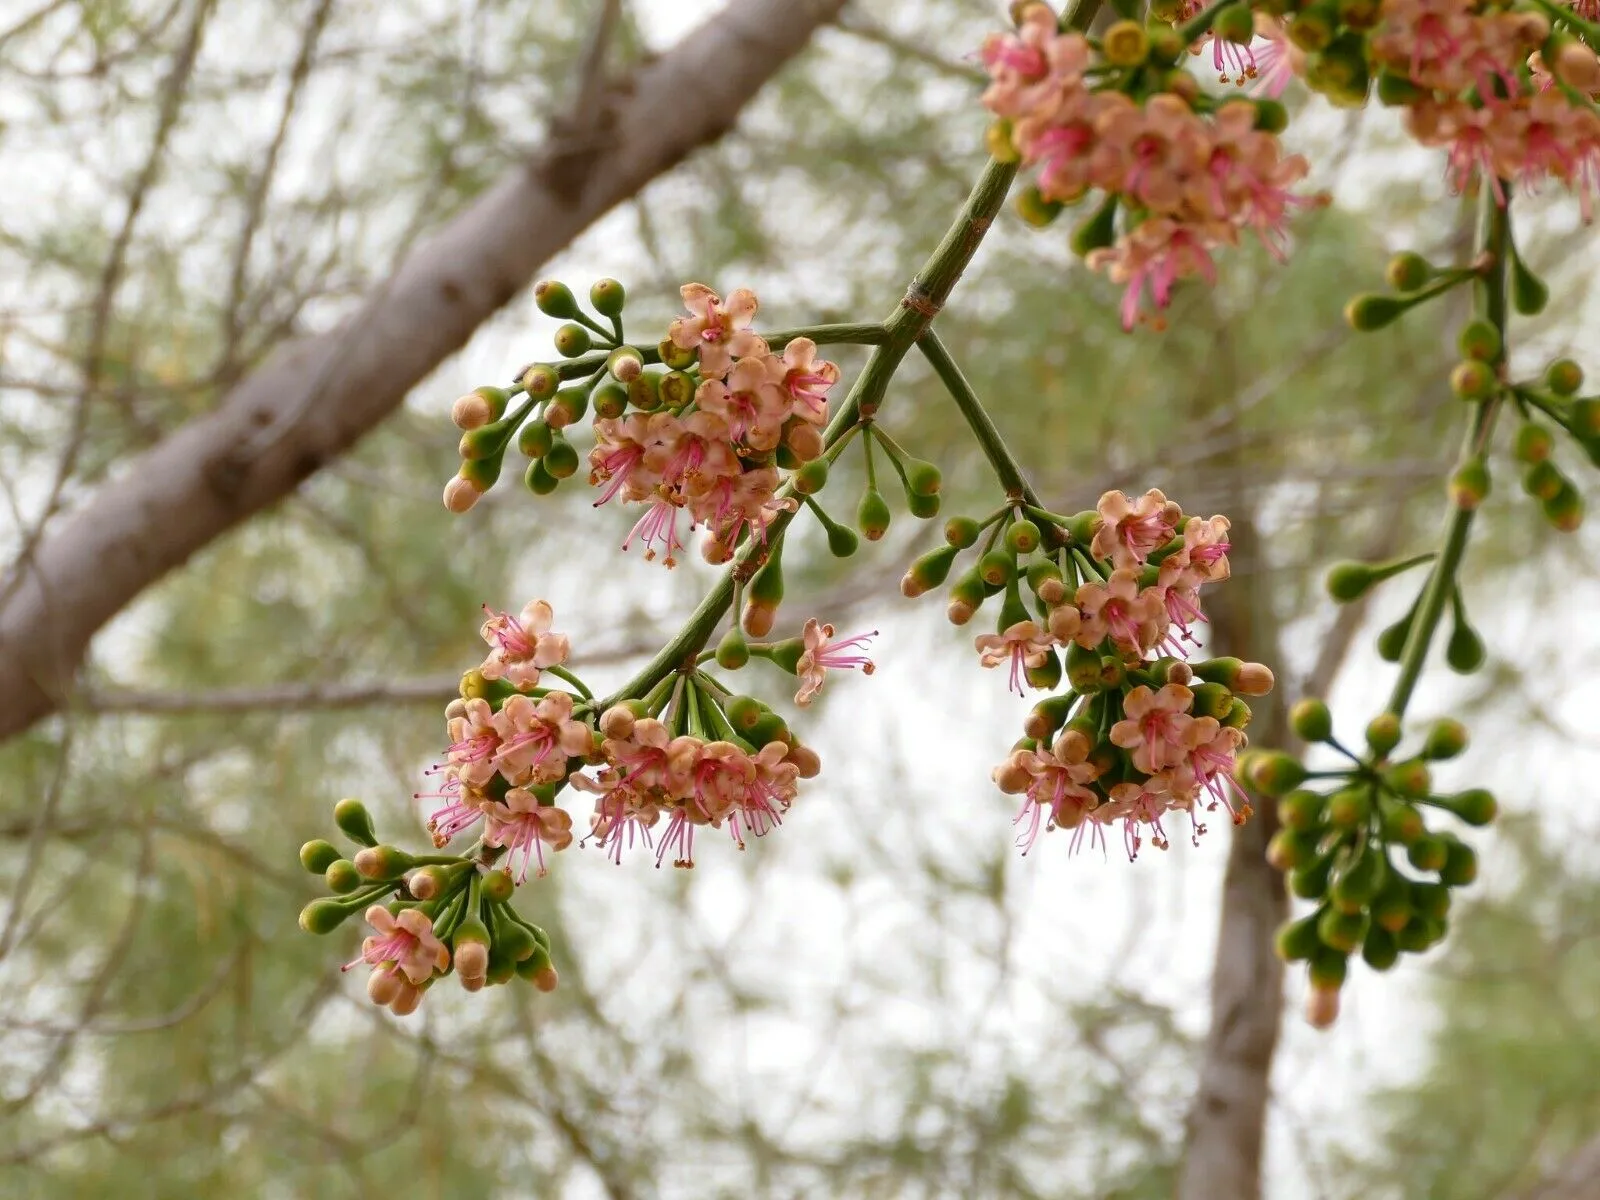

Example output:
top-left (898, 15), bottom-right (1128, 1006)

top-left (1514, 423), bottom-right (1554, 464)
top-left (715, 626), bottom-right (750, 671)
top-left (1445, 618), bottom-right (1485, 674)
top-left (1427, 787), bottom-right (1497, 827)
top-left (354, 844), bottom-right (416, 880)
top-left (1448, 456), bottom-right (1490, 510)
top-left (491, 906), bottom-right (537, 963)
top-left (1190, 681), bottom-right (1234, 720)
top-left (325, 859), bottom-right (363, 894)
top-left (1308, 944), bottom-right (1349, 991)
top-left (518, 419), bottom-right (554, 459)
top-left (1247, 751), bottom-right (1307, 798)
top-left (1384, 250), bottom-right (1432, 291)
top-left (794, 457), bottom-right (829, 496)
top-left (1457, 319), bottom-right (1501, 362)
top-left (1376, 610), bottom-right (1414, 663)
top-left (1318, 907), bottom-right (1370, 954)
top-left (725, 695), bottom-right (763, 733)
top-left (482, 869), bottom-right (516, 904)
top-left (333, 798), bottom-right (378, 847)
top-left (826, 520), bottom-right (859, 558)
top-left (1213, 2), bottom-right (1254, 42)
top-left (1365, 712), bottom-right (1402, 756)
top-left (547, 386), bottom-right (589, 429)
top-left (1327, 787), bottom-right (1371, 830)
top-left (1439, 839), bottom-right (1478, 887)
top-left (1372, 872), bottom-right (1413, 932)
top-left (1384, 759), bottom-right (1432, 799)
top-left (903, 544), bottom-right (959, 597)
top-left (543, 436), bottom-right (580, 480)
top-left (906, 490), bottom-right (942, 520)
top-left (660, 370), bottom-right (695, 410)
top-left (1289, 697), bottom-right (1333, 743)
top-left (1393, 915), bottom-right (1435, 953)
top-left (945, 516), bottom-right (981, 548)
top-left (1375, 68), bottom-right (1425, 105)
top-left (1290, 851), bottom-right (1336, 900)
top-left (1276, 910), bottom-right (1325, 962)
top-left (857, 489), bottom-right (892, 541)
top-left (1325, 561), bottom-right (1376, 602)
top-left (458, 455), bottom-right (502, 493)
top-left (628, 371), bottom-right (662, 411)
top-left (524, 458), bottom-right (558, 495)
top-left (1015, 185), bottom-right (1063, 228)
top-left (1572, 397), bottom-right (1600, 438)
top-left (522, 364), bottom-right (560, 400)
top-left (458, 424), bottom-right (503, 462)
top-left (1064, 639), bottom-right (1103, 693)
top-left (1251, 97), bottom-right (1288, 134)
top-left (1547, 358), bottom-right (1584, 396)
top-left (1331, 845), bottom-right (1388, 908)
top-left (604, 346), bottom-right (643, 385)
top-left (534, 280), bottom-right (579, 319)
top-left (947, 567), bottom-right (988, 626)
top-left (1278, 790), bottom-right (1324, 835)
top-left (977, 549), bottom-right (1015, 588)
top-left (592, 382), bottom-right (628, 421)
top-left (1511, 251), bottom-right (1549, 315)
top-left (1344, 293), bottom-right (1409, 331)
top-left (1025, 560), bottom-right (1063, 598)
top-left (1004, 520), bottom-right (1041, 555)
top-left (590, 277), bottom-right (626, 317)
top-left (1222, 698), bottom-right (1252, 730)
top-left (1069, 195), bottom-right (1118, 257)
top-left (748, 709), bottom-right (790, 748)
top-left (298, 898), bottom-right (356, 935)
top-left (1412, 881), bottom-right (1451, 922)
top-left (1450, 359), bottom-right (1496, 402)
top-left (300, 839), bottom-right (342, 874)
top-left (1420, 718), bottom-right (1468, 761)
top-left (1362, 925), bottom-right (1400, 971)
top-left (1543, 481), bottom-right (1585, 532)
top-left (1289, 0), bottom-right (1336, 50)
top-left (1025, 647), bottom-right (1062, 691)
top-left (748, 551), bottom-right (785, 613)
top-left (1380, 798), bottom-right (1425, 845)
top-left (1406, 835), bottom-right (1448, 873)
top-left (1267, 826), bottom-right (1322, 872)
top-left (904, 458), bottom-right (942, 497)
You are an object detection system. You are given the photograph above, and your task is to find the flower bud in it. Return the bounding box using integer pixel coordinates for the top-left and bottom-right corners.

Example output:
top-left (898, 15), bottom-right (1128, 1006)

top-left (1372, 875), bottom-right (1413, 932)
top-left (1571, 398), bottom-right (1600, 438)
top-left (1289, 698), bottom-right (1333, 743)
top-left (325, 859), bottom-right (363, 894)
top-left (1406, 835), bottom-right (1448, 873)
top-left (1362, 925), bottom-right (1400, 971)
top-left (1246, 751), bottom-right (1306, 797)
top-left (714, 626), bottom-right (751, 670)
top-left (298, 897), bottom-right (354, 935)
top-left (1514, 423), bottom-right (1553, 465)
top-left (522, 364), bottom-right (559, 400)
top-left (1025, 647), bottom-right (1062, 691)
top-left (408, 866), bottom-right (450, 901)
top-left (1554, 40), bottom-right (1600, 91)
top-left (1384, 250), bottom-right (1431, 291)
top-left (1448, 456), bottom-right (1490, 509)
top-left (367, 966), bottom-right (403, 1006)
top-left (1375, 68), bottom-right (1424, 105)
top-left (1222, 698), bottom-right (1253, 730)
top-left (592, 383), bottom-right (628, 421)
top-left (590, 277), bottom-right (626, 317)
top-left (1317, 907), bottom-right (1369, 954)
top-left (903, 545), bottom-right (959, 598)
top-left (354, 844), bottom-right (416, 880)
top-left (544, 436), bottom-right (580, 480)
top-left (1280, 789), bottom-right (1326, 833)
top-left (1420, 717), bottom-right (1468, 761)
top-left (1289, 0), bottom-right (1336, 50)
top-left (524, 459), bottom-right (558, 495)
top-left (1365, 712), bottom-right (1402, 756)
top-left (1344, 293), bottom-right (1408, 331)
top-left (1331, 844), bottom-right (1388, 908)
top-left (743, 554), bottom-right (785, 638)
top-left (1427, 787), bottom-right (1496, 827)
top-left (452, 386), bottom-right (508, 430)
top-left (300, 839), bottom-right (342, 874)
top-left (1449, 359), bottom-right (1495, 402)
top-left (1275, 911), bottom-right (1324, 962)
top-left (1324, 561), bottom-right (1376, 602)
top-left (1015, 185), bottom-right (1063, 227)
top-left (1543, 481), bottom-right (1584, 531)
top-left (906, 489), bottom-right (941, 520)
top-left (518, 419), bottom-right (554, 459)
top-left (1003, 519), bottom-right (1041, 555)
top-left (333, 798), bottom-right (379, 847)
top-left (1511, 251), bottom-right (1548, 315)
top-left (1380, 798), bottom-right (1424, 845)
top-left (946, 567), bottom-right (986, 626)
top-left (1234, 662), bottom-right (1275, 697)
top-left (857, 488), bottom-right (892, 541)
top-left (786, 742), bottom-right (822, 778)
top-left (1266, 828), bottom-right (1318, 872)
top-left (454, 940), bottom-right (490, 992)
top-left (790, 457), bottom-right (828, 496)
top-left (903, 458), bottom-right (942, 497)
top-left (1439, 839), bottom-right (1478, 887)
top-left (1444, 617), bottom-right (1484, 673)
top-left (1189, 681), bottom-right (1233, 720)
top-left (1456, 320), bottom-right (1501, 363)
top-left (1069, 196), bottom-right (1117, 256)
top-left (945, 516), bottom-right (980, 549)
top-left (534, 280), bottom-right (579, 319)
top-left (1412, 880), bottom-right (1450, 922)
top-left (443, 473), bottom-right (484, 513)
top-left (1327, 786), bottom-right (1371, 829)
top-left (1022, 693), bottom-right (1076, 742)
top-left (1290, 851), bottom-right (1335, 899)
top-left (628, 371), bottom-right (662, 411)
top-left (977, 549), bottom-right (1014, 588)
top-left (545, 387), bottom-right (589, 430)
top-left (1546, 357), bottom-right (1583, 396)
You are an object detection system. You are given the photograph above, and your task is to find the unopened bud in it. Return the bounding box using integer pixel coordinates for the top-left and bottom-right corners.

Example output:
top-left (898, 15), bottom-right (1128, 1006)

top-left (793, 457), bottom-right (828, 495)
top-left (333, 798), bottom-right (379, 847)
top-left (1289, 697), bottom-right (1333, 743)
top-left (325, 859), bottom-right (363, 894)
top-left (1543, 481), bottom-right (1584, 531)
top-left (455, 941), bottom-right (490, 991)
top-left (451, 391), bottom-right (493, 430)
top-left (1305, 983), bottom-right (1342, 1030)
top-left (785, 743), bottom-right (822, 778)
top-left (354, 845), bottom-right (415, 879)
top-left (1327, 787), bottom-right (1371, 829)
top-left (533, 280), bottom-right (579, 319)
top-left (1383, 759), bottom-right (1431, 799)
top-left (443, 474), bottom-right (484, 513)
top-left (1514, 423), bottom-right (1553, 464)
top-left (1420, 717), bottom-right (1468, 761)
top-left (606, 346), bottom-right (643, 383)
top-left (1234, 662), bottom-right (1275, 697)
top-left (1449, 359), bottom-right (1496, 401)
top-left (1456, 320), bottom-right (1501, 363)
top-left (521, 364), bottom-right (559, 400)
top-left (1448, 456), bottom-right (1490, 510)
top-left (857, 488), bottom-right (892, 541)
top-left (944, 516), bottom-right (981, 549)
top-left (592, 383), bottom-right (628, 421)
top-left (1280, 789), bottom-right (1326, 833)
top-left (367, 966), bottom-right (404, 1006)
top-left (1101, 19), bottom-right (1148, 65)
top-left (298, 898), bottom-right (353, 935)
top-left (1344, 293), bottom-right (1408, 331)
top-left (590, 277), bottom-right (626, 317)
top-left (300, 839), bottom-right (341, 874)
top-left (1385, 250), bottom-right (1431, 292)
top-left (1555, 41), bottom-right (1600, 91)
top-left (1365, 712), bottom-right (1402, 756)
top-left (1246, 750), bottom-right (1306, 797)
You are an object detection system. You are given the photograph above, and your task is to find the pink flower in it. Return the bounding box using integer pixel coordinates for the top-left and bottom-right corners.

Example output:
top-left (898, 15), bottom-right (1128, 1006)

top-left (974, 620), bottom-right (1055, 694)
top-left (589, 413), bottom-right (662, 506)
top-left (993, 730), bottom-right (1102, 853)
top-left (1109, 683), bottom-right (1196, 775)
top-left (344, 905), bottom-right (449, 988)
top-left (775, 337), bottom-right (839, 423)
top-left (667, 283), bottom-right (766, 380)
top-left (794, 618), bottom-right (878, 706)
top-left (1086, 219), bottom-right (1221, 332)
top-left (686, 464), bottom-right (782, 547)
top-left (572, 769), bottom-right (661, 865)
top-left (479, 600), bottom-right (569, 689)
top-left (622, 492), bottom-right (689, 566)
top-left (695, 359), bottom-right (790, 451)
top-left (488, 691), bottom-right (594, 786)
top-left (420, 767), bottom-right (492, 847)
top-left (1090, 488), bottom-right (1181, 569)
top-left (483, 787), bottom-right (575, 882)
top-left (1075, 569), bottom-right (1166, 657)
top-left (442, 697), bottom-right (502, 790)
top-left (1248, 13), bottom-right (1303, 98)
top-left (726, 741), bottom-right (799, 849)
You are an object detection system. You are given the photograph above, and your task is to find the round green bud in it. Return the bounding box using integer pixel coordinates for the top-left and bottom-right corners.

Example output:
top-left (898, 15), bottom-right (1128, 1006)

top-left (333, 798), bottom-right (378, 847)
top-left (1543, 481), bottom-right (1585, 532)
top-left (1015, 186), bottom-right (1063, 228)
top-left (1222, 698), bottom-right (1252, 730)
top-left (1513, 423), bottom-right (1554, 464)
top-left (1345, 293), bottom-right (1407, 330)
top-left (725, 695), bottom-right (763, 732)
top-left (1280, 790), bottom-right (1326, 834)
top-left (947, 568), bottom-right (987, 626)
top-left (592, 382), bottom-right (628, 421)
top-left (1393, 915), bottom-right (1434, 953)
top-left (1546, 357), bottom-right (1583, 395)
top-left (715, 626), bottom-right (750, 671)
top-left (1025, 647), bottom-right (1062, 691)
top-left (522, 364), bottom-right (560, 400)
top-left (1289, 2), bottom-right (1336, 50)
top-left (1511, 254), bottom-right (1549, 315)
top-left (1190, 681), bottom-right (1234, 720)
top-left (1069, 199), bottom-right (1117, 257)
top-left (1384, 251), bottom-right (1432, 292)
top-left (1101, 19), bottom-right (1149, 65)
top-left (1448, 456), bottom-right (1490, 510)
top-left (857, 489), bottom-right (892, 541)
top-left (1457, 320), bottom-right (1501, 362)
top-left (793, 457), bottom-right (829, 496)
top-left (1372, 876), bottom-right (1413, 933)
top-left (1380, 799), bottom-right (1425, 845)
top-left (553, 324), bottom-right (591, 359)
top-left (590, 278), bottom-right (626, 317)
top-left (533, 280), bottom-right (580, 319)
top-left (826, 521), bottom-right (859, 558)
top-left (1439, 839), bottom-right (1478, 887)
top-left (544, 436), bottom-right (580, 480)
top-left (325, 859), bottom-right (363, 894)
top-left (1572, 397), bottom-right (1600, 438)
top-left (906, 490), bottom-right (941, 520)
top-left (1317, 907), bottom-right (1370, 954)
top-left (1420, 717), bottom-right (1468, 761)
top-left (518, 419), bottom-right (554, 459)
top-left (1289, 697), bottom-right (1334, 743)
top-left (977, 549), bottom-right (1015, 588)
top-left (1275, 911), bottom-right (1325, 962)
top-left (1362, 925), bottom-right (1400, 971)
top-left (628, 372), bottom-right (662, 411)
top-left (1376, 613), bottom-right (1412, 663)
top-left (1432, 787), bottom-right (1497, 827)
top-left (1004, 520), bottom-right (1041, 555)
top-left (1248, 751), bottom-right (1307, 798)
top-left (300, 839), bottom-right (342, 874)
top-left (1327, 787), bottom-right (1371, 830)
top-left (524, 458), bottom-right (558, 495)
top-left (1450, 359), bottom-right (1496, 402)
top-left (1324, 561), bottom-right (1376, 603)
top-left (1331, 845), bottom-right (1388, 908)
top-left (1290, 854), bottom-right (1335, 900)
top-left (1252, 98), bottom-right (1289, 133)
top-left (1365, 712), bottom-right (1402, 756)
top-left (945, 516), bottom-right (981, 549)
top-left (748, 710), bottom-right (789, 748)
top-left (905, 458), bottom-right (942, 497)
top-left (1406, 835), bottom-right (1448, 873)
top-left (1266, 828), bottom-right (1322, 872)
top-left (1411, 881), bottom-right (1451, 922)
top-left (1307, 944), bottom-right (1349, 991)
top-left (354, 844), bottom-right (416, 880)
top-left (1383, 759), bottom-right (1431, 799)
top-left (1445, 619), bottom-right (1485, 673)
top-left (299, 898), bottom-right (354, 935)
top-left (458, 425), bottom-right (502, 462)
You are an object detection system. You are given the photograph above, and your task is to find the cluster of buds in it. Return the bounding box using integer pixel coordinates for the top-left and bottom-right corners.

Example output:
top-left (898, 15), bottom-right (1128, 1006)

top-left (297, 798), bottom-right (559, 1015)
top-left (1250, 704), bottom-right (1496, 1028)
top-left (901, 488), bottom-right (1273, 857)
top-left (981, 4), bottom-right (1322, 329)
top-left (1345, 250), bottom-right (1590, 534)
top-left (300, 599), bottom-right (872, 1010)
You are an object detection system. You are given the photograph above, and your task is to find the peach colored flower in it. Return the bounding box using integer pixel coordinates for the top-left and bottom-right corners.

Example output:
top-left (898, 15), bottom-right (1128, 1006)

top-left (1109, 683), bottom-right (1196, 775)
top-left (483, 787), bottom-right (575, 882)
top-left (1091, 488), bottom-right (1181, 569)
top-left (344, 905), bottom-right (449, 988)
top-left (794, 618), bottom-right (877, 707)
top-left (489, 691), bottom-right (594, 786)
top-left (1075, 568), bottom-right (1165, 656)
top-left (975, 620), bottom-right (1054, 694)
top-left (667, 283), bottom-right (766, 379)
top-left (479, 600), bottom-right (569, 689)
top-left (774, 337), bottom-right (840, 423)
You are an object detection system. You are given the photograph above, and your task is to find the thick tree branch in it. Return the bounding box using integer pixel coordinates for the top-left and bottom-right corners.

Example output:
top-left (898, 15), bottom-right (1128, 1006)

top-left (0, 0), bottom-right (848, 746)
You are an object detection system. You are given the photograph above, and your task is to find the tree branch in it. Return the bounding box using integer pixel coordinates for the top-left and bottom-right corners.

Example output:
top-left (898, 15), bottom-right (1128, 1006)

top-left (0, 0), bottom-right (849, 746)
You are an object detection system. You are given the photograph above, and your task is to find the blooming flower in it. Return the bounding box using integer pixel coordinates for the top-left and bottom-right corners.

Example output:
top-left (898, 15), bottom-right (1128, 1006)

top-left (794, 618), bottom-right (878, 706)
top-left (1091, 488), bottom-right (1181, 569)
top-left (442, 697), bottom-right (502, 790)
top-left (993, 730), bottom-right (1103, 853)
top-left (667, 283), bottom-right (766, 380)
top-left (483, 787), bottom-right (576, 882)
top-left (479, 600), bottom-right (570, 689)
top-left (975, 620), bottom-right (1055, 694)
top-left (1109, 683), bottom-right (1196, 775)
top-left (488, 691), bottom-right (594, 786)
top-left (344, 904), bottom-right (450, 990)
top-left (1075, 569), bottom-right (1165, 656)
top-left (774, 337), bottom-right (840, 423)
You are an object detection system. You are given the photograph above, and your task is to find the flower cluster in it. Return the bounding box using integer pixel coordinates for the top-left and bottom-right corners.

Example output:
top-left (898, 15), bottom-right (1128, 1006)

top-left (981, 6), bottom-right (1321, 328)
top-left (909, 488), bottom-right (1272, 859)
top-left (588, 284), bottom-right (840, 565)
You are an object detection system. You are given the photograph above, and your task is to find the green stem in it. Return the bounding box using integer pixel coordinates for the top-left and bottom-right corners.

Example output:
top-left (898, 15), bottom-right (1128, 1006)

top-left (1385, 187), bottom-right (1510, 718)
top-left (545, 664), bottom-right (592, 700)
top-left (916, 328), bottom-right (1039, 507)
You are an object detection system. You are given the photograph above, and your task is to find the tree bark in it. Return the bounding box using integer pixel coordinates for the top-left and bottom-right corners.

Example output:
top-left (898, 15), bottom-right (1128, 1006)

top-left (0, 0), bottom-right (847, 744)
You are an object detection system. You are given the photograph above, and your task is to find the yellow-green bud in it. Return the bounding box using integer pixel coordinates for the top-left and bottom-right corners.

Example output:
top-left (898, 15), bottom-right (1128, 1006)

top-left (333, 798), bottom-right (378, 847)
top-left (857, 488), bottom-right (892, 541)
top-left (1420, 718), bottom-right (1468, 761)
top-left (300, 839), bottom-right (342, 874)
top-left (590, 277), bottom-right (626, 317)
top-left (1514, 423), bottom-right (1553, 464)
top-left (325, 859), bottom-right (363, 894)
top-left (1365, 712), bottom-right (1402, 756)
top-left (533, 280), bottom-right (579, 318)
top-left (1327, 787), bottom-right (1371, 829)
top-left (1289, 697), bottom-right (1333, 743)
top-left (1457, 320), bottom-right (1501, 362)
top-left (1384, 250), bottom-right (1431, 291)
